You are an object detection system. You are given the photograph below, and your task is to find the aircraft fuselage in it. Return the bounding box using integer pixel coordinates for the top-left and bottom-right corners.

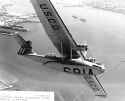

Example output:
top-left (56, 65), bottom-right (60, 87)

top-left (41, 56), bottom-right (105, 76)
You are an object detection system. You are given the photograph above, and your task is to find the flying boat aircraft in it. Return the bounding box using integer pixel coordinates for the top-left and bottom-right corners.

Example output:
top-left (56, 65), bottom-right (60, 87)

top-left (0, 0), bottom-right (107, 97)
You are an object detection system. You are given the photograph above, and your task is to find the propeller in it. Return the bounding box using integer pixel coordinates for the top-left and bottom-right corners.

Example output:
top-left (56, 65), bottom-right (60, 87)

top-left (107, 58), bottom-right (125, 72)
top-left (99, 59), bottom-right (125, 78)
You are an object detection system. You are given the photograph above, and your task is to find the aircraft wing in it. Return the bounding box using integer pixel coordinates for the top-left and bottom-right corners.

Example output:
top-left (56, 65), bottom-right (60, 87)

top-left (31, 0), bottom-right (80, 58)
top-left (83, 74), bottom-right (107, 97)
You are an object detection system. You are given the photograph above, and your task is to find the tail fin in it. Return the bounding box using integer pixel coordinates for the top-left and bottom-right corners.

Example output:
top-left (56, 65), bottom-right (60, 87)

top-left (13, 34), bottom-right (33, 55)
top-left (0, 32), bottom-right (33, 55)
top-left (13, 34), bottom-right (27, 47)
top-left (0, 32), bottom-right (26, 47)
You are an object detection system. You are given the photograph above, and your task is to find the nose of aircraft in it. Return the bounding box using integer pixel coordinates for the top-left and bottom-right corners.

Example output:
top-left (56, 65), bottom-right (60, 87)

top-left (100, 64), bottom-right (106, 73)
top-left (93, 63), bottom-right (106, 74)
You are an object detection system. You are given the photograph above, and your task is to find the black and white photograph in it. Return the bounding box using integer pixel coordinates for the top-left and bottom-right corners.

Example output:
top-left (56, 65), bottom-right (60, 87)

top-left (0, 0), bottom-right (125, 101)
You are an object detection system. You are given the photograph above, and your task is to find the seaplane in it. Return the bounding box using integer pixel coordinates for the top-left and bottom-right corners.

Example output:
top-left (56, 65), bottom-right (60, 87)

top-left (0, 0), bottom-right (107, 97)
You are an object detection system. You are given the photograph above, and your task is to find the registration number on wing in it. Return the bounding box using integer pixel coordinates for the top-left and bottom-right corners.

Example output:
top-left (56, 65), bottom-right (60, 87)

top-left (63, 67), bottom-right (93, 75)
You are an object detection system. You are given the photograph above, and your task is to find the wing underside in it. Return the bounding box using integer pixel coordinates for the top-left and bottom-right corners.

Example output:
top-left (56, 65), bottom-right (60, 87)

top-left (31, 0), bottom-right (79, 58)
top-left (83, 75), bottom-right (107, 97)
